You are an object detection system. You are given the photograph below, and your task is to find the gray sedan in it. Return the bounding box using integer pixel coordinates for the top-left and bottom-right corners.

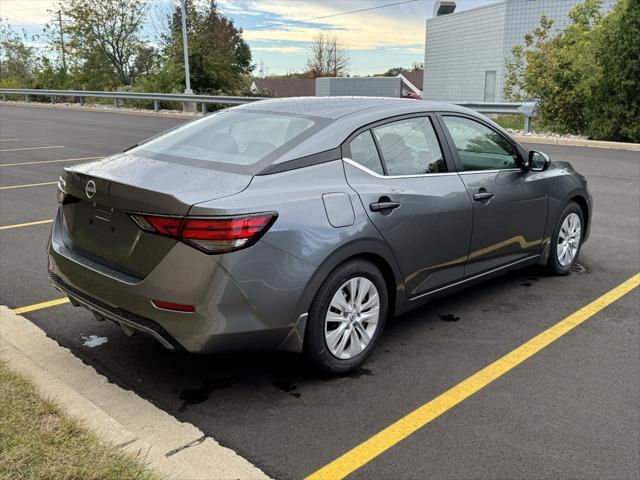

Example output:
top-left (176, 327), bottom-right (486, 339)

top-left (48, 97), bottom-right (591, 374)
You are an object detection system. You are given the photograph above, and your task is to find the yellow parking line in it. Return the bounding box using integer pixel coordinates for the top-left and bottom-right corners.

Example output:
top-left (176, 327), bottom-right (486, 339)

top-left (0, 181), bottom-right (58, 190)
top-left (0, 145), bottom-right (64, 153)
top-left (0, 219), bottom-right (53, 230)
top-left (14, 297), bottom-right (70, 315)
top-left (0, 156), bottom-right (102, 167)
top-left (305, 273), bottom-right (640, 480)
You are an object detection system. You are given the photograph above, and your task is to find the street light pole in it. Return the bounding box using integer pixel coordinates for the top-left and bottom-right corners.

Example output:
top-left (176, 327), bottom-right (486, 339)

top-left (180, 0), bottom-right (192, 94)
top-left (57, 10), bottom-right (67, 75)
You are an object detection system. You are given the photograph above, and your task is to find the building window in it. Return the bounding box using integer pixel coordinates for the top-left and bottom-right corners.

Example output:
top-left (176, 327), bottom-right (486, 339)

top-left (483, 71), bottom-right (497, 102)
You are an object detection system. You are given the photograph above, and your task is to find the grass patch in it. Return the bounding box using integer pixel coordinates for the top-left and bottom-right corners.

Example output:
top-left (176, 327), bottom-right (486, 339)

top-left (0, 360), bottom-right (162, 480)
top-left (492, 114), bottom-right (541, 132)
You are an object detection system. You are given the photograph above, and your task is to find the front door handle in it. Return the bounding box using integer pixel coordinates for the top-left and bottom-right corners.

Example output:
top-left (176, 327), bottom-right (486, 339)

top-left (473, 191), bottom-right (495, 202)
top-left (370, 200), bottom-right (401, 212)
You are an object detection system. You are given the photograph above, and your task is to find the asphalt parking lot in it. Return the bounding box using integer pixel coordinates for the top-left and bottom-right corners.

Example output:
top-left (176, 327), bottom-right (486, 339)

top-left (1, 103), bottom-right (638, 480)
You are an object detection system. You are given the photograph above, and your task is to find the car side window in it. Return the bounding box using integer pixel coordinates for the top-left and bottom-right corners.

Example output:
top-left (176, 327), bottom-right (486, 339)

top-left (372, 117), bottom-right (446, 176)
top-left (442, 116), bottom-right (518, 171)
top-left (349, 130), bottom-right (384, 175)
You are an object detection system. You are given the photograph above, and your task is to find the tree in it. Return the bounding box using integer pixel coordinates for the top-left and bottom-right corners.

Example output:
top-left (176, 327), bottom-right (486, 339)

top-left (305, 33), bottom-right (349, 78)
top-left (587, 0), bottom-right (640, 142)
top-left (53, 0), bottom-right (151, 87)
top-left (503, 0), bottom-right (613, 136)
top-left (0, 23), bottom-right (40, 87)
top-left (374, 62), bottom-right (424, 77)
top-left (160, 0), bottom-right (253, 94)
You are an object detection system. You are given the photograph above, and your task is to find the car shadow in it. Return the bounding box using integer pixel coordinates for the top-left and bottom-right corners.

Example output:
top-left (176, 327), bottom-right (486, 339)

top-left (66, 263), bottom-right (562, 420)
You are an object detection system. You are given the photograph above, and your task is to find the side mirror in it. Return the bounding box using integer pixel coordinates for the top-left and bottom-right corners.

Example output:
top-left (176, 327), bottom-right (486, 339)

top-left (529, 150), bottom-right (550, 171)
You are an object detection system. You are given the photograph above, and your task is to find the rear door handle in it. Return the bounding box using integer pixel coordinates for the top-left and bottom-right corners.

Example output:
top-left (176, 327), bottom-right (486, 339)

top-left (370, 201), bottom-right (400, 212)
top-left (473, 192), bottom-right (495, 202)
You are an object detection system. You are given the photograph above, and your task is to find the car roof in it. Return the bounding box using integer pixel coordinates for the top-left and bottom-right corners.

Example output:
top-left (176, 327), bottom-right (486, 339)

top-left (236, 96), bottom-right (470, 120)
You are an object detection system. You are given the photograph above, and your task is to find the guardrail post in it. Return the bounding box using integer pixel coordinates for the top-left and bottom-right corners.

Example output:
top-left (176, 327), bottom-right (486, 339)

top-left (114, 98), bottom-right (119, 108)
top-left (154, 100), bottom-right (160, 113)
top-left (51, 95), bottom-right (56, 104)
top-left (2, 94), bottom-right (6, 102)
top-left (201, 102), bottom-right (208, 114)
top-left (25, 94), bottom-right (30, 102)
top-left (80, 96), bottom-right (85, 107)
top-left (524, 114), bottom-right (532, 133)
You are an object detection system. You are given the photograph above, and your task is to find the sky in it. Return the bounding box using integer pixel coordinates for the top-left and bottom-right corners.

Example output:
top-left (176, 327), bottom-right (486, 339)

top-left (0, 0), bottom-right (496, 76)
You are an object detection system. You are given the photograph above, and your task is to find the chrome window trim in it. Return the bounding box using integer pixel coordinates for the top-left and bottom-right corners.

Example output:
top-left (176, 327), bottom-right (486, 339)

top-left (458, 168), bottom-right (524, 175)
top-left (342, 157), bottom-right (458, 179)
top-left (343, 158), bottom-right (523, 179)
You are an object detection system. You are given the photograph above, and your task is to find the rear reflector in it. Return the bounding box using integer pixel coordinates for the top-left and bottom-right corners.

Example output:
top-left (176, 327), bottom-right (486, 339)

top-left (152, 300), bottom-right (195, 313)
top-left (129, 212), bottom-right (277, 254)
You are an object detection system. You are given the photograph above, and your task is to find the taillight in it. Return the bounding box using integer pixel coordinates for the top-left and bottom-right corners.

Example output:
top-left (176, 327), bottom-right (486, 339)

top-left (128, 212), bottom-right (277, 254)
top-left (56, 176), bottom-right (80, 205)
top-left (57, 177), bottom-right (67, 204)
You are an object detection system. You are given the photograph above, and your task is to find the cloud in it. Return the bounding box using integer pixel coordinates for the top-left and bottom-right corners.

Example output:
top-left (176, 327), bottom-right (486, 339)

top-left (239, 0), bottom-right (430, 51)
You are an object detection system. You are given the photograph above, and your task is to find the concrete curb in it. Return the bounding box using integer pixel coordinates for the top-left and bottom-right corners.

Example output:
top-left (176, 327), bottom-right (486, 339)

top-left (0, 306), bottom-right (270, 480)
top-left (514, 134), bottom-right (640, 152)
top-left (0, 100), bottom-right (197, 119)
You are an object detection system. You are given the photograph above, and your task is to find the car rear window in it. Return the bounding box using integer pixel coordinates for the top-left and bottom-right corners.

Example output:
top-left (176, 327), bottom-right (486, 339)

top-left (132, 110), bottom-right (319, 168)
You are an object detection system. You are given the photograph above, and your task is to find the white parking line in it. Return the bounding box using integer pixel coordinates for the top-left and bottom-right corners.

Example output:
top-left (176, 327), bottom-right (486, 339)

top-left (0, 138), bottom-right (20, 142)
top-left (0, 156), bottom-right (102, 167)
top-left (0, 181), bottom-right (58, 190)
top-left (0, 145), bottom-right (64, 153)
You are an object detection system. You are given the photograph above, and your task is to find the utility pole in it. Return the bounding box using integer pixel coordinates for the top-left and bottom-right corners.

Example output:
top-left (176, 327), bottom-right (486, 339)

top-left (180, 0), bottom-right (192, 94)
top-left (57, 10), bottom-right (67, 75)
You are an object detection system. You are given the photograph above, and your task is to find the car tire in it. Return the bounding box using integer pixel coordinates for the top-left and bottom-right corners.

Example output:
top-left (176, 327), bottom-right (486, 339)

top-left (304, 259), bottom-right (388, 375)
top-left (547, 201), bottom-right (584, 275)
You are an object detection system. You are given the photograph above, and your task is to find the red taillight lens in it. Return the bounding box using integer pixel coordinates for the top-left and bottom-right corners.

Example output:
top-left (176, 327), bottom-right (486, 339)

top-left (128, 212), bottom-right (276, 254)
top-left (144, 216), bottom-right (182, 236)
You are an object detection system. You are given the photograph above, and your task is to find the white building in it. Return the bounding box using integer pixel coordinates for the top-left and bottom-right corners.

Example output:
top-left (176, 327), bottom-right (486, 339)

top-left (423, 0), bottom-right (615, 102)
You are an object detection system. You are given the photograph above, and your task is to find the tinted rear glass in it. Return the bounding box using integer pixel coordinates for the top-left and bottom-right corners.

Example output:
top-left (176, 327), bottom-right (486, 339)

top-left (132, 110), bottom-right (318, 168)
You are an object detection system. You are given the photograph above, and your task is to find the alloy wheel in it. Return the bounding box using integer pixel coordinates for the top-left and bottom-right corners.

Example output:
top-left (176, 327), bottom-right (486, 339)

top-left (324, 277), bottom-right (380, 360)
top-left (557, 212), bottom-right (581, 267)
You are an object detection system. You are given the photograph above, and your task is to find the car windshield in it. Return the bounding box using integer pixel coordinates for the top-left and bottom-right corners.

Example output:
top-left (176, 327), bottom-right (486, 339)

top-left (133, 110), bottom-right (317, 166)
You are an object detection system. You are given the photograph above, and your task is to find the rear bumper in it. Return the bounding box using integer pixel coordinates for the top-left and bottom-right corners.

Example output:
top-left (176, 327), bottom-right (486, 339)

top-left (49, 272), bottom-right (185, 351)
top-left (47, 207), bottom-right (314, 353)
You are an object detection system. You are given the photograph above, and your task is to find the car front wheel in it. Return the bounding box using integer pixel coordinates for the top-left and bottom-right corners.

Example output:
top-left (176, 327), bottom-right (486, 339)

top-left (304, 260), bottom-right (388, 375)
top-left (547, 201), bottom-right (584, 275)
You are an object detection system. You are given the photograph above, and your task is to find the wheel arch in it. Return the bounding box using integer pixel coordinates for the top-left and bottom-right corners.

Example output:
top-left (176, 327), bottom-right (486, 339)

top-left (296, 239), bottom-right (403, 322)
top-left (569, 194), bottom-right (590, 241)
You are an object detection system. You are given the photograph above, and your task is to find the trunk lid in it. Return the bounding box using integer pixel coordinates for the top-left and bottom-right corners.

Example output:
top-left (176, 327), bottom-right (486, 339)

top-left (60, 153), bottom-right (252, 278)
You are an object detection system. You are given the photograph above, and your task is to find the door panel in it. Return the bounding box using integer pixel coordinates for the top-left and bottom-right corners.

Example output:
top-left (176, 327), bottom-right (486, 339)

top-left (439, 114), bottom-right (548, 275)
top-left (343, 162), bottom-right (473, 297)
top-left (459, 170), bottom-right (548, 275)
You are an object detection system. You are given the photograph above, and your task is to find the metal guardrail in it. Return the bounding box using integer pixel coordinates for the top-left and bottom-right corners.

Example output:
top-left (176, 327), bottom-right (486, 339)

top-left (459, 101), bottom-right (537, 132)
top-left (0, 88), bottom-right (265, 114)
top-left (0, 88), bottom-right (537, 131)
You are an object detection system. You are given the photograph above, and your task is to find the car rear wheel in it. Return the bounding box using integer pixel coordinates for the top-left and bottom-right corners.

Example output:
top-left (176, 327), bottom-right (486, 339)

top-left (304, 260), bottom-right (387, 375)
top-left (547, 202), bottom-right (584, 275)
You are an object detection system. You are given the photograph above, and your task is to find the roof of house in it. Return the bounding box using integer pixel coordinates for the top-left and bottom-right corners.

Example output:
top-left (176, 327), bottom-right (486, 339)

top-left (399, 70), bottom-right (424, 91)
top-left (252, 78), bottom-right (316, 97)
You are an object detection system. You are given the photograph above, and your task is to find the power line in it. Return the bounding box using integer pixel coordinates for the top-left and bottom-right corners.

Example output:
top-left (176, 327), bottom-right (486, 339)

top-left (244, 0), bottom-right (425, 30)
